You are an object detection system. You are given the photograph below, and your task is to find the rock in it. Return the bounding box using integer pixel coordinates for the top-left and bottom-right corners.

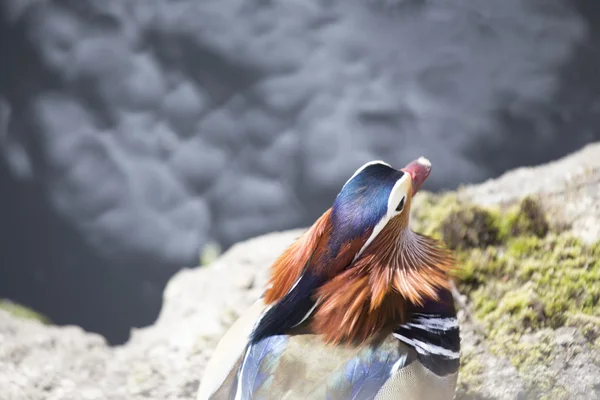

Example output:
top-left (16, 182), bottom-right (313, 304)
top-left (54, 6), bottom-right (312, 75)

top-left (461, 142), bottom-right (600, 244)
top-left (0, 311), bottom-right (112, 400)
top-left (457, 312), bottom-right (528, 399)
top-left (3, 0), bottom-right (600, 346)
top-left (555, 326), bottom-right (578, 347)
top-left (1, 145), bottom-right (600, 399)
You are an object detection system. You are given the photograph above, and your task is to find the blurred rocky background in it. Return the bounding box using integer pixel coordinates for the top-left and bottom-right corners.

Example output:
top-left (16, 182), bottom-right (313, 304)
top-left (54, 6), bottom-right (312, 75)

top-left (1, 0), bottom-right (600, 344)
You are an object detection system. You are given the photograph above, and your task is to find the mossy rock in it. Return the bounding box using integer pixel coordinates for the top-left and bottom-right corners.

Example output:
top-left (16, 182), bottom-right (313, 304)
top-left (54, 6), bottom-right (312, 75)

top-left (413, 193), bottom-right (600, 396)
top-left (504, 197), bottom-right (549, 238)
top-left (199, 240), bottom-right (223, 266)
top-left (412, 193), bottom-right (549, 250)
top-left (456, 348), bottom-right (485, 398)
top-left (0, 299), bottom-right (51, 324)
top-left (441, 205), bottom-right (501, 250)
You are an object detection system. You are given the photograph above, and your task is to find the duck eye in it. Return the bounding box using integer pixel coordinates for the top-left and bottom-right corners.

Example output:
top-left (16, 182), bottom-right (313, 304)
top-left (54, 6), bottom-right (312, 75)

top-left (395, 196), bottom-right (406, 212)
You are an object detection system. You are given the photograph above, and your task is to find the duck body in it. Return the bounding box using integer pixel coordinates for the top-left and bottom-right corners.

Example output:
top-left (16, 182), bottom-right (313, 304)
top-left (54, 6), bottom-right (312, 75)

top-left (198, 158), bottom-right (460, 400)
top-left (199, 296), bottom-right (459, 400)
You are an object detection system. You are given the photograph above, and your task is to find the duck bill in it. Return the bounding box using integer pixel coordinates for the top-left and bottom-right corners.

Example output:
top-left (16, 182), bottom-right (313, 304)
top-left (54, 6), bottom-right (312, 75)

top-left (401, 157), bottom-right (432, 196)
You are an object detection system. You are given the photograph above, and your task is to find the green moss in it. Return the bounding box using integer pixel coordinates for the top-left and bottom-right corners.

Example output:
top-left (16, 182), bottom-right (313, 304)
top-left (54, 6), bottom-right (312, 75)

top-left (566, 313), bottom-right (600, 349)
top-left (513, 349), bottom-right (554, 393)
top-left (500, 196), bottom-right (549, 239)
top-left (0, 299), bottom-right (51, 324)
top-left (442, 206), bottom-right (502, 250)
top-left (410, 192), bottom-right (461, 240)
top-left (489, 331), bottom-right (569, 399)
top-left (412, 193), bottom-right (550, 251)
top-left (413, 194), bottom-right (600, 395)
top-left (456, 348), bottom-right (485, 397)
top-left (199, 240), bottom-right (222, 266)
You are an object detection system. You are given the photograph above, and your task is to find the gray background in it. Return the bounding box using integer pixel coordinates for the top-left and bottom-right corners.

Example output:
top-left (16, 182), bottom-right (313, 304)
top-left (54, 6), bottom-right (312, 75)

top-left (1, 0), bottom-right (599, 344)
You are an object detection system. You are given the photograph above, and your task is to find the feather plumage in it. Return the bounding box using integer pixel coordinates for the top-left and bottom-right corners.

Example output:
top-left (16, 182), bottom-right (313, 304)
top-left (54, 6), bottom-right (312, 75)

top-left (312, 209), bottom-right (455, 345)
top-left (263, 208), bottom-right (332, 304)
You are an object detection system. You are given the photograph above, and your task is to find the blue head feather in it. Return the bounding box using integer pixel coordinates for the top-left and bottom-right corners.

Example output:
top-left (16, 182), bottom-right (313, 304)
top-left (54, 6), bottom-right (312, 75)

top-left (329, 163), bottom-right (405, 256)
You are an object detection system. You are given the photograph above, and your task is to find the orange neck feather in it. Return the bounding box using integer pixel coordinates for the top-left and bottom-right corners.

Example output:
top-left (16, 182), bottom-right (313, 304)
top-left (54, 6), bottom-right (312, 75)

top-left (313, 214), bottom-right (455, 344)
top-left (263, 208), bottom-right (331, 304)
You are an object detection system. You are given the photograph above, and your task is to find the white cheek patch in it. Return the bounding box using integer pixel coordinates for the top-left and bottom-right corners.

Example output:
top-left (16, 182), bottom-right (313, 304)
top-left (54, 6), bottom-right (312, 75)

top-left (353, 173), bottom-right (411, 260)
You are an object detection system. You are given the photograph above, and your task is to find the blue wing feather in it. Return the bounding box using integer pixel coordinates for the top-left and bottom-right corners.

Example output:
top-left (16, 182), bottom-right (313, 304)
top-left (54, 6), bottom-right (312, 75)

top-left (235, 335), bottom-right (288, 400)
top-left (326, 345), bottom-right (406, 400)
top-left (349, 353), bottom-right (394, 400)
top-left (236, 335), bottom-right (407, 400)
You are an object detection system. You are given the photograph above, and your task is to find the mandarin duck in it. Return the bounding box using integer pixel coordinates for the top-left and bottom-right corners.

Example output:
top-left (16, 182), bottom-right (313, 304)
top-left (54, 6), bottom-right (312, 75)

top-left (197, 157), bottom-right (460, 400)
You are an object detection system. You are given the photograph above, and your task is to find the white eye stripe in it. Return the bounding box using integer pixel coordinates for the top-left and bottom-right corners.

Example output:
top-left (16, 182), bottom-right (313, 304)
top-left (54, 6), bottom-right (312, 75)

top-left (387, 174), bottom-right (410, 216)
top-left (353, 213), bottom-right (390, 260)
